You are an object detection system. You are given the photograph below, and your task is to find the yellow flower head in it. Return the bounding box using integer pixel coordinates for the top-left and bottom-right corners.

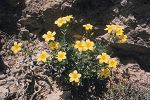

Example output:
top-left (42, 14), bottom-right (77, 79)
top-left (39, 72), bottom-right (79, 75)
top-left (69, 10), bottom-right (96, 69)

top-left (85, 39), bottom-right (94, 51)
top-left (42, 31), bottom-right (56, 42)
top-left (83, 24), bottom-right (93, 31)
top-left (48, 42), bottom-right (60, 50)
top-left (55, 17), bottom-right (67, 27)
top-left (63, 15), bottom-right (73, 22)
top-left (56, 51), bottom-right (66, 62)
top-left (37, 51), bottom-right (50, 62)
top-left (97, 53), bottom-right (110, 64)
top-left (100, 68), bottom-right (110, 78)
top-left (118, 34), bottom-right (127, 43)
top-left (69, 70), bottom-right (81, 83)
top-left (115, 25), bottom-right (124, 31)
top-left (108, 58), bottom-right (118, 68)
top-left (115, 29), bottom-right (124, 36)
top-left (74, 40), bottom-right (87, 52)
top-left (104, 25), bottom-right (116, 33)
top-left (11, 42), bottom-right (22, 54)
top-left (105, 24), bottom-right (124, 35)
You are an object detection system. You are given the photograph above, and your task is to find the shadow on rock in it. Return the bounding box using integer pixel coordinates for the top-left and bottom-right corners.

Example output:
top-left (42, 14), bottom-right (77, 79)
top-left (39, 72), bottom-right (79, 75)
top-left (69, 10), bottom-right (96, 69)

top-left (0, 55), bottom-right (7, 74)
top-left (111, 43), bottom-right (150, 72)
top-left (0, 0), bottom-right (25, 34)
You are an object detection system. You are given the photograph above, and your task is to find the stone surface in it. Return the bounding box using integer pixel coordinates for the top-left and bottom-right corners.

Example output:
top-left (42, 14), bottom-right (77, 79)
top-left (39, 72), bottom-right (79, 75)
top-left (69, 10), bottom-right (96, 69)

top-left (18, 0), bottom-right (150, 44)
top-left (0, 0), bottom-right (25, 33)
top-left (18, 0), bottom-right (75, 34)
top-left (0, 0), bottom-right (150, 99)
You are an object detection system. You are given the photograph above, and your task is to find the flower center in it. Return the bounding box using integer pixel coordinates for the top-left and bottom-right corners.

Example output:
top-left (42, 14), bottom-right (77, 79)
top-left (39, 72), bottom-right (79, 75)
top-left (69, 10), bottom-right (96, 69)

top-left (110, 61), bottom-right (115, 65)
top-left (72, 74), bottom-right (78, 79)
top-left (47, 34), bottom-right (53, 38)
top-left (41, 54), bottom-right (46, 59)
top-left (101, 56), bottom-right (106, 60)
top-left (59, 54), bottom-right (64, 58)
top-left (14, 45), bottom-right (20, 50)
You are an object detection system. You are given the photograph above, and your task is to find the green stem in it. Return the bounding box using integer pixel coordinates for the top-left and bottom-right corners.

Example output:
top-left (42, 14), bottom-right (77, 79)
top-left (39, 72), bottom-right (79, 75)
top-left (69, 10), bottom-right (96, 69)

top-left (63, 33), bottom-right (66, 48)
top-left (61, 28), bottom-right (67, 51)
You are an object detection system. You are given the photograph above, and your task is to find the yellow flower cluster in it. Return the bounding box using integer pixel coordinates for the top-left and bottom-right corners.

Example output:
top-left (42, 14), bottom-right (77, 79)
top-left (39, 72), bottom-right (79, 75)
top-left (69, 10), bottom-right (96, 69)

top-left (105, 24), bottom-right (127, 43)
top-left (97, 53), bottom-right (118, 78)
top-left (37, 51), bottom-right (66, 62)
top-left (97, 53), bottom-right (118, 68)
top-left (74, 39), bottom-right (94, 52)
top-left (69, 70), bottom-right (81, 83)
top-left (83, 24), bottom-right (93, 31)
top-left (11, 42), bottom-right (22, 54)
top-left (42, 31), bottom-right (56, 42)
top-left (105, 25), bottom-right (124, 34)
top-left (55, 15), bottom-right (73, 27)
top-left (38, 30), bottom-right (67, 62)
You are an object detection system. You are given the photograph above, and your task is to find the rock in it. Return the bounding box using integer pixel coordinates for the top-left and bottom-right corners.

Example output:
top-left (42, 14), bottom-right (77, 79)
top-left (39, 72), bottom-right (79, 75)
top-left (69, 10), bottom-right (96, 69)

top-left (92, 0), bottom-right (150, 71)
top-left (0, 80), bottom-right (6, 86)
top-left (1, 0), bottom-right (150, 43)
top-left (18, 0), bottom-right (121, 36)
top-left (111, 43), bottom-right (150, 71)
top-left (18, 0), bottom-right (150, 38)
top-left (0, 86), bottom-right (8, 99)
top-left (19, 0), bottom-right (75, 35)
top-left (0, 55), bottom-right (7, 73)
top-left (0, 0), bottom-right (25, 33)
top-left (109, 0), bottom-right (150, 71)
top-left (17, 0), bottom-right (150, 71)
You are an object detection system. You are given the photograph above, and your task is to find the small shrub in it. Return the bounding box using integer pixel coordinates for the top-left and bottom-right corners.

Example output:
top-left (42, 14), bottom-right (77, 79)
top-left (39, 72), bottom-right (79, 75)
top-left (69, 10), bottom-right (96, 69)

top-left (10, 15), bottom-right (127, 99)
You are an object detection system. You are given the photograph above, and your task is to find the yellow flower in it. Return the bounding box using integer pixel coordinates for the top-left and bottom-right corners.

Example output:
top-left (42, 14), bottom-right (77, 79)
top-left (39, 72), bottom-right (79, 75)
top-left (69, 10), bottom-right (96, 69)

top-left (83, 24), bottom-right (93, 31)
top-left (37, 51), bottom-right (50, 62)
top-left (42, 31), bottom-right (56, 42)
top-left (63, 15), bottom-right (73, 22)
top-left (119, 34), bottom-right (127, 43)
top-left (100, 68), bottom-right (110, 78)
top-left (55, 17), bottom-right (67, 27)
top-left (97, 53), bottom-right (110, 64)
top-left (105, 24), bottom-right (124, 35)
top-left (108, 58), bottom-right (118, 68)
top-left (115, 25), bottom-right (124, 31)
top-left (56, 51), bottom-right (66, 62)
top-left (74, 40), bottom-right (87, 52)
top-left (104, 25), bottom-right (116, 33)
top-left (69, 70), bottom-right (81, 83)
top-left (85, 39), bottom-right (94, 51)
top-left (48, 42), bottom-right (60, 50)
top-left (11, 42), bottom-right (22, 54)
top-left (115, 29), bottom-right (124, 36)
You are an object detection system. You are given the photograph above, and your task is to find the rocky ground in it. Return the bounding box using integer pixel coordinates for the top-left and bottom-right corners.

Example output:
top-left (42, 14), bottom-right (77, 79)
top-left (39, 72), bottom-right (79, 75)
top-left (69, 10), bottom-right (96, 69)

top-left (0, 34), bottom-right (149, 100)
top-left (0, 0), bottom-right (150, 100)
